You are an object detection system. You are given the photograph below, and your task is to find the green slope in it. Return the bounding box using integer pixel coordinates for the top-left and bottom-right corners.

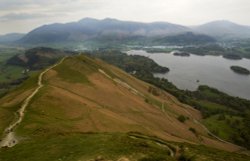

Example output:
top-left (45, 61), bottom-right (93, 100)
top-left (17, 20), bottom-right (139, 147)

top-left (1, 55), bottom-right (250, 161)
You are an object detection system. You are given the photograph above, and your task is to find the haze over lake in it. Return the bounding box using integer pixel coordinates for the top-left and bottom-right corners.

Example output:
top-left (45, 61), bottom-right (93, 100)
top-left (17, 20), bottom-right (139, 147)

top-left (127, 50), bottom-right (250, 100)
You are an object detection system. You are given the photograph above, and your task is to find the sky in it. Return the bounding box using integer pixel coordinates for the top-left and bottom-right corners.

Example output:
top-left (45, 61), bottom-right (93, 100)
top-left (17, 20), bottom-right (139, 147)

top-left (0, 0), bottom-right (250, 34)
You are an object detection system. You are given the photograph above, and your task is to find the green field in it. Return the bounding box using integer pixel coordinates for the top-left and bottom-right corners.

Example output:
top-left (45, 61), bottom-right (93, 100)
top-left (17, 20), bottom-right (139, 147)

top-left (1, 132), bottom-right (249, 161)
top-left (0, 47), bottom-right (25, 82)
top-left (203, 114), bottom-right (243, 140)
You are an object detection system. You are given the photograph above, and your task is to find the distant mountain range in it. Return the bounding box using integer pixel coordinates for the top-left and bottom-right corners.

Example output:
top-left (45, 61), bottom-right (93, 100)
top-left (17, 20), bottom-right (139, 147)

top-left (155, 32), bottom-right (216, 44)
top-left (1, 18), bottom-right (250, 45)
top-left (192, 20), bottom-right (250, 39)
top-left (19, 18), bottom-right (189, 44)
top-left (0, 33), bottom-right (25, 43)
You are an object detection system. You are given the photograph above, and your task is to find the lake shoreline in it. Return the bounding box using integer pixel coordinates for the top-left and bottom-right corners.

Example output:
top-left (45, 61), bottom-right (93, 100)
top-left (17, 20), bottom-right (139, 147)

top-left (127, 50), bottom-right (250, 100)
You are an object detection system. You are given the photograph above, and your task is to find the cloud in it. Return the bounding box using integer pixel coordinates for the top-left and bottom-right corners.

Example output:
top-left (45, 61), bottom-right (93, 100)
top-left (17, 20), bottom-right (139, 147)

top-left (0, 0), bottom-right (105, 21)
top-left (0, 0), bottom-right (67, 10)
top-left (0, 0), bottom-right (103, 11)
top-left (0, 0), bottom-right (250, 34)
top-left (0, 13), bottom-right (49, 21)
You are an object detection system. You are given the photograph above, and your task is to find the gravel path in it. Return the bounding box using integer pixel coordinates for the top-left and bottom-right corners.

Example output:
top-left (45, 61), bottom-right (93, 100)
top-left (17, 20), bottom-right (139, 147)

top-left (0, 57), bottom-right (66, 148)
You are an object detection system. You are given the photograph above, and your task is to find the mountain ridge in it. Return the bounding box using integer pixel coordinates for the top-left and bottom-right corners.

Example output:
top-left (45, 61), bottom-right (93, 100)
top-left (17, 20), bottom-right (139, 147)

top-left (1, 18), bottom-right (250, 44)
top-left (192, 20), bottom-right (250, 39)
top-left (19, 18), bottom-right (190, 44)
top-left (0, 33), bottom-right (25, 43)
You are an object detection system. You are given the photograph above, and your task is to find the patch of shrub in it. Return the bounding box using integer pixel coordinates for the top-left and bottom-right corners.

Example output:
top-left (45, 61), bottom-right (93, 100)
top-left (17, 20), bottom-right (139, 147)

top-left (178, 154), bottom-right (195, 161)
top-left (178, 115), bottom-right (187, 123)
top-left (148, 86), bottom-right (160, 96)
top-left (189, 127), bottom-right (197, 135)
top-left (144, 98), bottom-right (150, 104)
top-left (139, 154), bottom-right (168, 161)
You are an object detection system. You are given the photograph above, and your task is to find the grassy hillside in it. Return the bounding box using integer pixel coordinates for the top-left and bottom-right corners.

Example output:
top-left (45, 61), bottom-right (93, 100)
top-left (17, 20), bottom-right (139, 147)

top-left (0, 54), bottom-right (249, 160)
top-left (0, 47), bottom-right (74, 97)
top-left (0, 71), bottom-right (39, 130)
top-left (90, 50), bottom-right (250, 149)
top-left (13, 55), bottom-right (205, 143)
top-left (1, 132), bottom-right (250, 161)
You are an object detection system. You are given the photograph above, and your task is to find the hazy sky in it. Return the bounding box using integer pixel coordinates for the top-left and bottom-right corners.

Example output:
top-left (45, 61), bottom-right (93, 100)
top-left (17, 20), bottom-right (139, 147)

top-left (0, 0), bottom-right (250, 34)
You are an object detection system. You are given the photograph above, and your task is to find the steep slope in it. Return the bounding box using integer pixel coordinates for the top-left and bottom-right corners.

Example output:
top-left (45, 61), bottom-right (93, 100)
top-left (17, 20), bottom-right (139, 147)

top-left (193, 20), bottom-right (250, 39)
top-left (19, 18), bottom-right (190, 44)
top-left (0, 55), bottom-right (248, 160)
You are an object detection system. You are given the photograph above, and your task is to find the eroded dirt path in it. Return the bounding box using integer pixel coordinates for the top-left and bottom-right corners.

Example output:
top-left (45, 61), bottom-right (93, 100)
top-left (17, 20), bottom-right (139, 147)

top-left (0, 57), bottom-right (66, 148)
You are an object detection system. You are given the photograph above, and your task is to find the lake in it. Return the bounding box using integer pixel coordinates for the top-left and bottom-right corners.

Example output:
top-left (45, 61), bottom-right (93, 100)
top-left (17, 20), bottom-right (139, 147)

top-left (127, 50), bottom-right (250, 100)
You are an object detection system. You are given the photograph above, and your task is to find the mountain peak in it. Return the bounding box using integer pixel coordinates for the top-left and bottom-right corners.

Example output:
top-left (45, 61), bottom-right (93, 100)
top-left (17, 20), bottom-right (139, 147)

top-left (202, 20), bottom-right (242, 27)
top-left (193, 20), bottom-right (250, 39)
top-left (102, 18), bottom-right (119, 21)
top-left (0, 33), bottom-right (25, 43)
top-left (78, 17), bottom-right (100, 23)
top-left (79, 17), bottom-right (120, 23)
top-left (20, 18), bottom-right (191, 44)
top-left (16, 18), bottom-right (250, 44)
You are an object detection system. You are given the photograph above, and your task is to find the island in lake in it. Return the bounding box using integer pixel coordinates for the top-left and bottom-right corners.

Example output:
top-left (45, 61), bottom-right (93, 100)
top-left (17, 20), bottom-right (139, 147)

top-left (223, 54), bottom-right (242, 60)
top-left (230, 66), bottom-right (250, 75)
top-left (146, 48), bottom-right (172, 53)
top-left (173, 52), bottom-right (190, 57)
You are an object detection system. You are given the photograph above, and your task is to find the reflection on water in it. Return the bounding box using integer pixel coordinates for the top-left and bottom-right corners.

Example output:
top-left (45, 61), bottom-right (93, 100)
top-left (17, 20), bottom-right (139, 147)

top-left (127, 50), bottom-right (250, 100)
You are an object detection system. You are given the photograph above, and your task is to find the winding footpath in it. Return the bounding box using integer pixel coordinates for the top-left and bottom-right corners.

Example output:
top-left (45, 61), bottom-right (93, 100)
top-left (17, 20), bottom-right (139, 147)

top-left (0, 57), bottom-right (66, 148)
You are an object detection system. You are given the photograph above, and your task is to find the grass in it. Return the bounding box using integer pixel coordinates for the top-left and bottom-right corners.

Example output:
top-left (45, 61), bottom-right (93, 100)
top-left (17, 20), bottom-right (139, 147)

top-left (0, 65), bottom-right (24, 82)
top-left (0, 48), bottom-right (25, 82)
top-left (0, 102), bottom-right (22, 134)
top-left (0, 48), bottom-right (23, 63)
top-left (14, 85), bottom-right (81, 136)
top-left (54, 62), bottom-right (90, 84)
top-left (53, 56), bottom-right (106, 84)
top-left (202, 114), bottom-right (243, 141)
top-left (175, 142), bottom-right (250, 161)
top-left (144, 94), bottom-right (176, 115)
top-left (194, 100), bottom-right (235, 118)
top-left (0, 72), bottom-right (39, 134)
top-left (0, 133), bottom-right (173, 161)
top-left (12, 72), bottom-right (39, 92)
top-left (1, 55), bottom-right (250, 161)
top-left (0, 48), bottom-right (37, 96)
top-left (1, 132), bottom-right (250, 161)
top-left (195, 101), bottom-right (228, 111)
